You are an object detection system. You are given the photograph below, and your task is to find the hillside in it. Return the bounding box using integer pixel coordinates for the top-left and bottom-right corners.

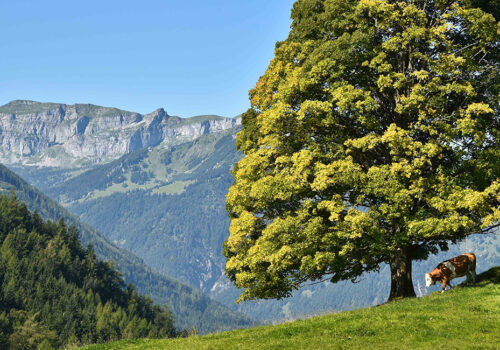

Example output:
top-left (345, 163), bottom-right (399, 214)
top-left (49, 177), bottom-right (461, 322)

top-left (0, 164), bottom-right (254, 333)
top-left (81, 267), bottom-right (500, 349)
top-left (0, 195), bottom-right (177, 349)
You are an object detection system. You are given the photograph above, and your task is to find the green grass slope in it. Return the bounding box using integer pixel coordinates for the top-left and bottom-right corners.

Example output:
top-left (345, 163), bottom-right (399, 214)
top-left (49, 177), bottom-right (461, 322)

top-left (82, 267), bottom-right (500, 350)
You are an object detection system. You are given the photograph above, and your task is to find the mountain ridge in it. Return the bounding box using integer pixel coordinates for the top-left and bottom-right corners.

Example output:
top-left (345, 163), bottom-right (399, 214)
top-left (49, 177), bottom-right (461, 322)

top-left (0, 100), bottom-right (240, 167)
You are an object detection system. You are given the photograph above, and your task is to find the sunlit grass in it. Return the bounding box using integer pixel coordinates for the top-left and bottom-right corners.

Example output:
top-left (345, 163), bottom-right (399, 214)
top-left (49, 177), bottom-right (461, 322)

top-left (81, 267), bottom-right (500, 350)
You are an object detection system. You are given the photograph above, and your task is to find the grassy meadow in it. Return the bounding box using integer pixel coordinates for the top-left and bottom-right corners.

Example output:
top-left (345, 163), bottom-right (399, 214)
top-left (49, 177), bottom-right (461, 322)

top-left (81, 267), bottom-right (500, 350)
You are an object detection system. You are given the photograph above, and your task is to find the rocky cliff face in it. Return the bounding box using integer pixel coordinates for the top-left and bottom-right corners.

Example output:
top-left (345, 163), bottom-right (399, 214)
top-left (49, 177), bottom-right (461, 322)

top-left (0, 100), bottom-right (240, 167)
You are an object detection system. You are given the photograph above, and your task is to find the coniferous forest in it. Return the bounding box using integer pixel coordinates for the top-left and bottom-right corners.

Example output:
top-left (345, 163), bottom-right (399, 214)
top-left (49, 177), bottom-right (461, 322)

top-left (0, 163), bottom-right (254, 334)
top-left (0, 195), bottom-right (178, 349)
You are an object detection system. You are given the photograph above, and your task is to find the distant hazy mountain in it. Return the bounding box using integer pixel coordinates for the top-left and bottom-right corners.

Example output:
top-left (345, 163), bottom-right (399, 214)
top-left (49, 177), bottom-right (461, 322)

top-left (0, 100), bottom-right (239, 167)
top-left (0, 164), bottom-right (254, 333)
top-left (6, 100), bottom-right (499, 323)
top-left (12, 128), bottom-right (242, 292)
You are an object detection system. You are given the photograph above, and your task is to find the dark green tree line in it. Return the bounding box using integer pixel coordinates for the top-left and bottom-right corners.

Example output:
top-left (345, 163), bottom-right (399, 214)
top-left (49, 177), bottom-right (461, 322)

top-left (0, 195), bottom-right (177, 349)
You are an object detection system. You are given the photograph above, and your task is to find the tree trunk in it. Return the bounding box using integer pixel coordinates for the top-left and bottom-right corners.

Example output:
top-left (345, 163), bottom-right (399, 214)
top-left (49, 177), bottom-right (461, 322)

top-left (388, 249), bottom-right (416, 301)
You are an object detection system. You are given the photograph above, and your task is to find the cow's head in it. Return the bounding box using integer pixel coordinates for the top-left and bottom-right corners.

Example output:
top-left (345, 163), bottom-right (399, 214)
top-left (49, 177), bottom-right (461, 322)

top-left (425, 272), bottom-right (436, 287)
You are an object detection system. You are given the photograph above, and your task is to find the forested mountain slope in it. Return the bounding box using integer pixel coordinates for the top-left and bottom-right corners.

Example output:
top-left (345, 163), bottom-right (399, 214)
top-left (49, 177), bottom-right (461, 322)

top-left (0, 164), bottom-right (254, 333)
top-left (0, 195), bottom-right (177, 349)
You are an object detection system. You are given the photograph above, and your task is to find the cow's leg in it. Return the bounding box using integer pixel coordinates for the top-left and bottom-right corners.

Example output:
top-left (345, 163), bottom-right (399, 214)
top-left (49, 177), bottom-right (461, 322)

top-left (465, 271), bottom-right (471, 285)
top-left (470, 255), bottom-right (477, 284)
top-left (467, 270), bottom-right (476, 285)
top-left (441, 279), bottom-right (448, 293)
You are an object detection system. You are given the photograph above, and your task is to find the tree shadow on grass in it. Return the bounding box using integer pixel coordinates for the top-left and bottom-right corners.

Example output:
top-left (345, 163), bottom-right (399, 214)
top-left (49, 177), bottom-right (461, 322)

top-left (458, 266), bottom-right (500, 289)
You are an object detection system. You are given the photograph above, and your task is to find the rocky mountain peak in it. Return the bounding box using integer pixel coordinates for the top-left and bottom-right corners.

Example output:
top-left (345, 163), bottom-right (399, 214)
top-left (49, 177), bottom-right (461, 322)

top-left (147, 107), bottom-right (167, 116)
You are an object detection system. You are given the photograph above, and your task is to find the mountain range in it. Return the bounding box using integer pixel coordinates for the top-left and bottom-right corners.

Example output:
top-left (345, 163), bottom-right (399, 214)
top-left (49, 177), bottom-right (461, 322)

top-left (0, 100), bottom-right (239, 167)
top-left (2, 100), bottom-right (499, 324)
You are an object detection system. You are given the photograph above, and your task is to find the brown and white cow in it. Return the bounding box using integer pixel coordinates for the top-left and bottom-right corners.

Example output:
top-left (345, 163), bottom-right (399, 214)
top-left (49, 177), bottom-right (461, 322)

top-left (425, 252), bottom-right (476, 292)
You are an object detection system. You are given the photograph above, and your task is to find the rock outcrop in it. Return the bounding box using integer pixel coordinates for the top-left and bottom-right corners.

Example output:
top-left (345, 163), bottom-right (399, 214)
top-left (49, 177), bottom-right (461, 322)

top-left (0, 100), bottom-right (240, 167)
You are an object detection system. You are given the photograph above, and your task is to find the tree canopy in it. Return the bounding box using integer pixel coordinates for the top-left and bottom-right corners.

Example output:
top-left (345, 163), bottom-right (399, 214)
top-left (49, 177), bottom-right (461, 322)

top-left (224, 0), bottom-right (499, 302)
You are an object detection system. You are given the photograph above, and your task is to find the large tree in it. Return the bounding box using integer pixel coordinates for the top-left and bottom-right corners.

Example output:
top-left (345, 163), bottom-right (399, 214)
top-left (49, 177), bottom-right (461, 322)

top-left (224, 0), bottom-right (499, 302)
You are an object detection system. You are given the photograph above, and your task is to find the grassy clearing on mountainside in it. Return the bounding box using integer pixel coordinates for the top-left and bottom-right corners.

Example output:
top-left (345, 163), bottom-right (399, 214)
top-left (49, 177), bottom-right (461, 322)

top-left (81, 267), bottom-right (500, 350)
top-left (152, 180), bottom-right (196, 195)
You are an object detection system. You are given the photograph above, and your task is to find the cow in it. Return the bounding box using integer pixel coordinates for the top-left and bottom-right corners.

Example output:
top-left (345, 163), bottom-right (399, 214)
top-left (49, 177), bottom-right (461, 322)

top-left (425, 252), bottom-right (477, 292)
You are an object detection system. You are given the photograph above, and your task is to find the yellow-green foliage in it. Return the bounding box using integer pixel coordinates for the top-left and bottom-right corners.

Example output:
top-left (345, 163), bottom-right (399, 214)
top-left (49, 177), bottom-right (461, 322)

top-left (225, 0), bottom-right (499, 302)
top-left (80, 267), bottom-right (500, 350)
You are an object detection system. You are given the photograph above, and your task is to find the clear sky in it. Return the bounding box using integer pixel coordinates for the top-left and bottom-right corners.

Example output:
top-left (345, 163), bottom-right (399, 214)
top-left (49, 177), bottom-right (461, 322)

top-left (0, 0), bottom-right (295, 117)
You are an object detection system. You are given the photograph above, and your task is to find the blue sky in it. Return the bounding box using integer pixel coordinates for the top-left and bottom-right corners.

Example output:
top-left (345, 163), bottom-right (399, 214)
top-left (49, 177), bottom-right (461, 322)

top-left (0, 0), bottom-right (295, 117)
